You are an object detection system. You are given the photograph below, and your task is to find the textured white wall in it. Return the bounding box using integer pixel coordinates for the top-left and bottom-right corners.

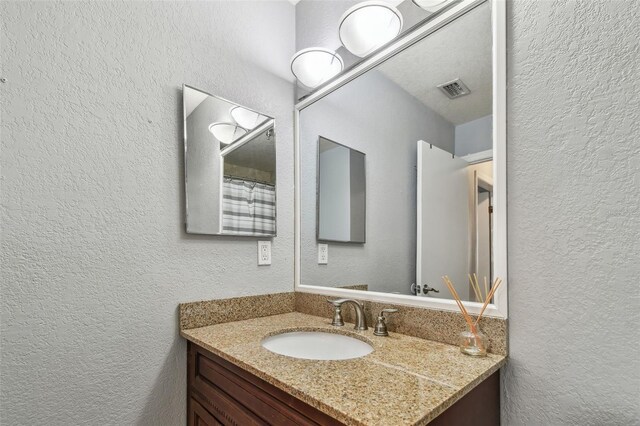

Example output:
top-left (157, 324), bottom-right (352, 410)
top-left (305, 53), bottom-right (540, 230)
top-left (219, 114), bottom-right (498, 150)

top-left (504, 0), bottom-right (640, 424)
top-left (0, 1), bottom-right (294, 424)
top-left (3, 0), bottom-right (639, 424)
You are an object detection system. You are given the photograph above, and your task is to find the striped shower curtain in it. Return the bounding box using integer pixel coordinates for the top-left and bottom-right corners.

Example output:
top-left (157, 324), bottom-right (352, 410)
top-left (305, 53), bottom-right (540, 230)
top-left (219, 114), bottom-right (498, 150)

top-left (222, 178), bottom-right (276, 235)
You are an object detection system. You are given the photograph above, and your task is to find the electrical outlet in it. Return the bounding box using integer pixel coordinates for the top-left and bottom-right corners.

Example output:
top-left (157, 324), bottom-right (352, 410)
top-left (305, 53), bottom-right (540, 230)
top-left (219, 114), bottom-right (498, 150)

top-left (318, 244), bottom-right (328, 264)
top-left (258, 241), bottom-right (271, 266)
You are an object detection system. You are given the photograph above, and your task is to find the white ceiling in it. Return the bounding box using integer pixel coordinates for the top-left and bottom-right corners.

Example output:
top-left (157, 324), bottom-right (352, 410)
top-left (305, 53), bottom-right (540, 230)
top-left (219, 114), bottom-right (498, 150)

top-left (377, 2), bottom-right (492, 125)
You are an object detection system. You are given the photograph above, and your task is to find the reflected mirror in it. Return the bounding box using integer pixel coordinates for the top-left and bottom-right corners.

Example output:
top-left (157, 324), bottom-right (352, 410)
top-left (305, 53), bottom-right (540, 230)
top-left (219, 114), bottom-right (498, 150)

top-left (298, 1), bottom-right (497, 302)
top-left (184, 85), bottom-right (276, 236)
top-left (317, 137), bottom-right (366, 243)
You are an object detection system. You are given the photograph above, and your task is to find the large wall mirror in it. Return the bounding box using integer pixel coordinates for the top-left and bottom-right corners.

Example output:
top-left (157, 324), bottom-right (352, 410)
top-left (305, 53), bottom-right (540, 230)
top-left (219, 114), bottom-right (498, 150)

top-left (184, 85), bottom-right (277, 237)
top-left (295, 0), bottom-right (507, 317)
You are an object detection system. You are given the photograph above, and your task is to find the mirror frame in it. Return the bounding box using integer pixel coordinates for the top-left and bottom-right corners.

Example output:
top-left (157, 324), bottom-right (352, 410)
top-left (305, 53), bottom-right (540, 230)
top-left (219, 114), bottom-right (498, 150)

top-left (183, 84), bottom-right (277, 237)
top-left (294, 0), bottom-right (507, 318)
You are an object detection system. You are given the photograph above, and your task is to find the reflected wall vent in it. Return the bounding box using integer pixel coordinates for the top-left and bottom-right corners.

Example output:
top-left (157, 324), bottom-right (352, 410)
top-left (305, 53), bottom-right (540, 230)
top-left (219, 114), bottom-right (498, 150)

top-left (437, 78), bottom-right (471, 99)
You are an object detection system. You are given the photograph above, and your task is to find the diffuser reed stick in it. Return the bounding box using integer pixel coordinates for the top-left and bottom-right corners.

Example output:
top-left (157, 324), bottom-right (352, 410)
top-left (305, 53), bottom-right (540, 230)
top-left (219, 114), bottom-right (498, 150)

top-left (469, 274), bottom-right (482, 302)
top-left (484, 277), bottom-right (489, 303)
top-left (474, 278), bottom-right (502, 327)
top-left (442, 276), bottom-right (503, 334)
top-left (473, 273), bottom-right (480, 297)
top-left (443, 276), bottom-right (476, 333)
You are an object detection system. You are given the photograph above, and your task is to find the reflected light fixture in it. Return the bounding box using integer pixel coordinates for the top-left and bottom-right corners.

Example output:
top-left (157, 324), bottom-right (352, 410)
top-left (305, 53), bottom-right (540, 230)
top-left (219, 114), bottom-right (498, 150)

top-left (412, 0), bottom-right (453, 13)
top-left (209, 122), bottom-right (247, 145)
top-left (339, 1), bottom-right (403, 58)
top-left (290, 48), bottom-right (344, 89)
top-left (230, 106), bottom-right (268, 130)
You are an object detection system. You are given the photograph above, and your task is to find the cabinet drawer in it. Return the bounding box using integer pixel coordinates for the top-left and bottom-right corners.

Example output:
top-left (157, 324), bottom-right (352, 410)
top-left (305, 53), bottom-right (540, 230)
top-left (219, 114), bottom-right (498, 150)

top-left (189, 397), bottom-right (222, 426)
top-left (188, 342), bottom-right (342, 426)
top-left (191, 384), bottom-right (264, 426)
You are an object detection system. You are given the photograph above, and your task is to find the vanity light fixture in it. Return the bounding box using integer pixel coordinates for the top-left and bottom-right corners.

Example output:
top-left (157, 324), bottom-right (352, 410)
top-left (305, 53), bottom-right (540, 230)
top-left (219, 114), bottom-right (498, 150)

top-left (412, 0), bottom-right (453, 13)
top-left (208, 122), bottom-right (247, 145)
top-left (290, 48), bottom-right (344, 89)
top-left (230, 106), bottom-right (267, 130)
top-left (339, 1), bottom-right (403, 57)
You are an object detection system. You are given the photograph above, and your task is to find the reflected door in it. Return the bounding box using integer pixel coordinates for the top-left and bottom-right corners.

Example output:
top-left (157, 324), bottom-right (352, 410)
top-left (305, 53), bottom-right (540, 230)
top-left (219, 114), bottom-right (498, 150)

top-left (473, 169), bottom-right (493, 286)
top-left (416, 141), bottom-right (470, 300)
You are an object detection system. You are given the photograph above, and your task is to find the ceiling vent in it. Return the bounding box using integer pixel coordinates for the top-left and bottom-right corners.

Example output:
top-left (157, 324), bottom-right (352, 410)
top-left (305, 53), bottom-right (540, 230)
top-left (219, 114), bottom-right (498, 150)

top-left (437, 78), bottom-right (471, 99)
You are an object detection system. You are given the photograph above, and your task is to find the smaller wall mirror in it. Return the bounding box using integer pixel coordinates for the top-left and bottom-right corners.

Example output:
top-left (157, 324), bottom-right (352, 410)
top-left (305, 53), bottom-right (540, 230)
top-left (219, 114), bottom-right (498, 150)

top-left (183, 85), bottom-right (276, 236)
top-left (317, 137), bottom-right (366, 243)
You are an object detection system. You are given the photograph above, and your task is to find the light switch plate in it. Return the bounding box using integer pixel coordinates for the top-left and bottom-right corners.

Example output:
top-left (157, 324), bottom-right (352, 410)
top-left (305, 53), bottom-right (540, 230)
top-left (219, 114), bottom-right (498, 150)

top-left (258, 240), bottom-right (271, 266)
top-left (318, 243), bottom-right (328, 264)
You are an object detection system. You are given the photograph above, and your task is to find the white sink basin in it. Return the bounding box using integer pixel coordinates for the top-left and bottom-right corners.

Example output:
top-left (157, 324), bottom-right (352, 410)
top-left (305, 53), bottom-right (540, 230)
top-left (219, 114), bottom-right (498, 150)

top-left (261, 331), bottom-right (373, 360)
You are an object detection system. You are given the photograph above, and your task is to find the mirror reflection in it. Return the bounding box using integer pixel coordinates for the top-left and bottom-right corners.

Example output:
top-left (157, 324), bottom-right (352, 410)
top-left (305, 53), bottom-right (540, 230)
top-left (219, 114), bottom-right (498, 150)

top-left (184, 85), bottom-right (276, 236)
top-left (299, 2), bottom-right (492, 300)
top-left (317, 137), bottom-right (366, 243)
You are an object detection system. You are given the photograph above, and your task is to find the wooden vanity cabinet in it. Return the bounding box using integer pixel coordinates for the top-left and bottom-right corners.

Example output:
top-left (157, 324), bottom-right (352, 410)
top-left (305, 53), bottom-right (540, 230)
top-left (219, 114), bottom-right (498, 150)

top-left (187, 342), bottom-right (499, 426)
top-left (188, 342), bottom-right (342, 426)
top-left (429, 370), bottom-right (500, 426)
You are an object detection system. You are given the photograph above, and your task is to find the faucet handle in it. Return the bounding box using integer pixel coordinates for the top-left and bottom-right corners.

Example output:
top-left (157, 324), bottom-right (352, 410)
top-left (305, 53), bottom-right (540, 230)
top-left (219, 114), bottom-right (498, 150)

top-left (373, 308), bottom-right (398, 336)
top-left (326, 299), bottom-right (345, 326)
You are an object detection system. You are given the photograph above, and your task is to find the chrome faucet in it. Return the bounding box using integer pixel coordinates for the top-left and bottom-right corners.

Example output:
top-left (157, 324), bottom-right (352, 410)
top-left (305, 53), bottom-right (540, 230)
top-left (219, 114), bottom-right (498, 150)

top-left (327, 299), bottom-right (368, 330)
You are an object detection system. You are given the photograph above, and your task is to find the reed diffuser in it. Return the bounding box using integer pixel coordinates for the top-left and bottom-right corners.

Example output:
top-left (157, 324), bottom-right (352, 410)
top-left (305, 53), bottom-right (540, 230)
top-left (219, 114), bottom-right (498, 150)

top-left (442, 275), bottom-right (502, 357)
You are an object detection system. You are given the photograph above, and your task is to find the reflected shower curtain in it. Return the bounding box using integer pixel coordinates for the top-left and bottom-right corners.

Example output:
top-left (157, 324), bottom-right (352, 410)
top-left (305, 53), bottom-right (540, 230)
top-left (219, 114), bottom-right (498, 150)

top-left (222, 178), bottom-right (276, 235)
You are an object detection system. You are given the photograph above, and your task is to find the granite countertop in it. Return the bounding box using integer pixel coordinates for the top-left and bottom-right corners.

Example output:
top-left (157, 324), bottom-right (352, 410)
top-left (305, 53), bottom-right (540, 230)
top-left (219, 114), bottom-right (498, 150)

top-left (180, 312), bottom-right (506, 426)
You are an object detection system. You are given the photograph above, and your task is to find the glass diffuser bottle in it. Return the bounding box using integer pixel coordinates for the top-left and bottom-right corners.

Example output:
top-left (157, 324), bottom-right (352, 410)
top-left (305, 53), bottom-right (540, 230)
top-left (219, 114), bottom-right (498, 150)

top-left (459, 326), bottom-right (488, 357)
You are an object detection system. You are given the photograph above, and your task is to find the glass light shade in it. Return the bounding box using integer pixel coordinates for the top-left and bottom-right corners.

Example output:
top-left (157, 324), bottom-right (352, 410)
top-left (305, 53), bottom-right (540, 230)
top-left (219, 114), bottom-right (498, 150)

top-left (208, 122), bottom-right (247, 145)
top-left (290, 48), bottom-right (344, 89)
top-left (412, 0), bottom-right (452, 13)
top-left (339, 1), bottom-right (403, 58)
top-left (230, 106), bottom-right (267, 130)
